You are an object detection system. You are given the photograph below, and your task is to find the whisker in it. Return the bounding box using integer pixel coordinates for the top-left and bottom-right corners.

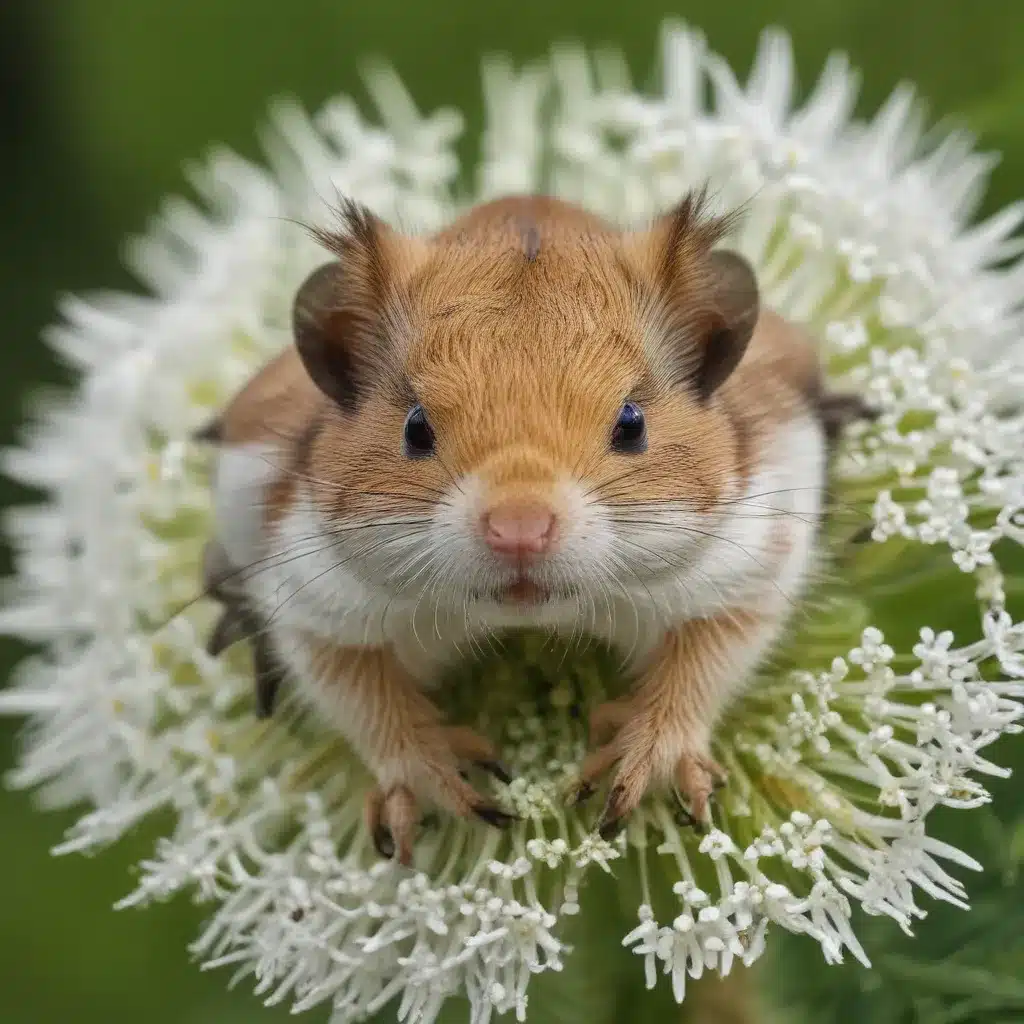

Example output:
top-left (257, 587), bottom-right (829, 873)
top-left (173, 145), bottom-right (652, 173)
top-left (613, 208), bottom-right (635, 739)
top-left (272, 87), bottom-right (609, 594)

top-left (624, 524), bottom-right (802, 612)
top-left (602, 547), bottom-right (657, 665)
top-left (261, 527), bottom-right (436, 633)
top-left (606, 508), bottom-right (828, 529)
top-left (600, 496), bottom-right (868, 524)
top-left (153, 532), bottom-right (349, 631)
top-left (166, 510), bottom-right (437, 637)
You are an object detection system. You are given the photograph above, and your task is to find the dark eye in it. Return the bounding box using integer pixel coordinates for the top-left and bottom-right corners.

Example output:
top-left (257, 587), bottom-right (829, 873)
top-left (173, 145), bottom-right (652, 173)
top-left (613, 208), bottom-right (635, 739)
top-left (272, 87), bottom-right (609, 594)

top-left (403, 405), bottom-right (435, 457)
top-left (611, 402), bottom-right (646, 453)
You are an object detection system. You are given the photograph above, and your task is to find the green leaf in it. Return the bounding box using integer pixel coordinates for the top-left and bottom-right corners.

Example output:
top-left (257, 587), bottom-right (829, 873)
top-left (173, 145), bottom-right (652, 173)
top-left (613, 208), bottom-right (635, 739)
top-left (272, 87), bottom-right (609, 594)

top-left (879, 958), bottom-right (1024, 1004)
top-left (1005, 818), bottom-right (1024, 880)
top-left (526, 871), bottom-right (638, 1024)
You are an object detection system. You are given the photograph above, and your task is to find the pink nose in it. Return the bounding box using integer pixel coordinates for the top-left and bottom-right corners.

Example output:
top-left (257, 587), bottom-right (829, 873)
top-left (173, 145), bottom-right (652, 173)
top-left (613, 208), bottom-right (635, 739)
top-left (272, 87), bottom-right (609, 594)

top-left (482, 501), bottom-right (558, 558)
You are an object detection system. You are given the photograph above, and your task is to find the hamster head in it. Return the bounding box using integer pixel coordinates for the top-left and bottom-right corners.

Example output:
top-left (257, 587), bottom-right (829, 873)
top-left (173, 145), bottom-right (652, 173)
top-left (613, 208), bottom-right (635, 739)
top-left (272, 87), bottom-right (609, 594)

top-left (290, 194), bottom-right (762, 609)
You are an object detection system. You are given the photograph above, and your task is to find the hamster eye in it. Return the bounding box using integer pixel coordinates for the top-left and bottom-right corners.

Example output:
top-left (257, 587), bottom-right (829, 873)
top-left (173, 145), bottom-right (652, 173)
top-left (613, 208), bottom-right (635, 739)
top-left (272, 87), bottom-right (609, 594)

top-left (403, 405), bottom-right (436, 457)
top-left (611, 402), bottom-right (647, 453)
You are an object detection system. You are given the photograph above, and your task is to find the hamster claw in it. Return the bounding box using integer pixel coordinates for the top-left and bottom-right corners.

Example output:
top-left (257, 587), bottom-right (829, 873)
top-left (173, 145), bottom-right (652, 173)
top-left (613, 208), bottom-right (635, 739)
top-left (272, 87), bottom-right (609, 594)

top-left (372, 823), bottom-right (396, 860)
top-left (435, 725), bottom-right (515, 787)
top-left (576, 698), bottom-right (725, 838)
top-left (473, 803), bottom-right (519, 829)
top-left (571, 780), bottom-right (597, 806)
top-left (475, 759), bottom-right (514, 785)
top-left (433, 738), bottom-right (519, 830)
top-left (671, 798), bottom-right (709, 834)
top-left (597, 787), bottom-right (630, 840)
top-left (364, 783), bottom-right (510, 868)
top-left (672, 802), bottom-right (699, 829)
top-left (366, 785), bottom-right (418, 867)
top-left (364, 724), bottom-right (517, 864)
top-left (674, 751), bottom-right (725, 827)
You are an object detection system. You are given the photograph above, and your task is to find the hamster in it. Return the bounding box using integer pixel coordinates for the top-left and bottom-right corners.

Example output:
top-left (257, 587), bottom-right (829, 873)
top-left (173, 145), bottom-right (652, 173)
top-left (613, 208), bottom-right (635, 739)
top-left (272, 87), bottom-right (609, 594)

top-left (198, 192), bottom-right (869, 865)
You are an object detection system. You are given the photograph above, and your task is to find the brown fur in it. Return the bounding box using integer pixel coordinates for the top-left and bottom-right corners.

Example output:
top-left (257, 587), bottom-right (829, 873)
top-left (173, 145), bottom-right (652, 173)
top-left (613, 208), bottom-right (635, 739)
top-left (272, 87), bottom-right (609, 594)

top-left (306, 640), bottom-right (511, 864)
top-left (208, 192), bottom-right (834, 856)
top-left (279, 195), bottom-right (824, 532)
top-left (212, 346), bottom-right (323, 524)
top-left (581, 609), bottom-right (764, 833)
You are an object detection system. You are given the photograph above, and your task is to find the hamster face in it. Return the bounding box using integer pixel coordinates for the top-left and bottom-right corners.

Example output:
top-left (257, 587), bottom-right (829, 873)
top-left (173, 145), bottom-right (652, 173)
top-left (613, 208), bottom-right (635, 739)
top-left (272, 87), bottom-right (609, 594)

top-left (402, 248), bottom-right (739, 609)
top-left (290, 195), bottom-right (807, 617)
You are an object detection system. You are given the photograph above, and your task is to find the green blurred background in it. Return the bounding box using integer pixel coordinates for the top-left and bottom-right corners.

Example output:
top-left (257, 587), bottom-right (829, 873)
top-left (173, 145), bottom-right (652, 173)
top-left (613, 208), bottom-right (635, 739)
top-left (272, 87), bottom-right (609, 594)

top-left (2, 3), bottom-right (1024, 1023)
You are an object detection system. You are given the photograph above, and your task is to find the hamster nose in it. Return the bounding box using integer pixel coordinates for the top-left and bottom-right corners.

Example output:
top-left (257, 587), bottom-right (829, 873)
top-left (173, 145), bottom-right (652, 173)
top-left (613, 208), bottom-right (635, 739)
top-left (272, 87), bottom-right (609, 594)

top-left (482, 501), bottom-right (558, 559)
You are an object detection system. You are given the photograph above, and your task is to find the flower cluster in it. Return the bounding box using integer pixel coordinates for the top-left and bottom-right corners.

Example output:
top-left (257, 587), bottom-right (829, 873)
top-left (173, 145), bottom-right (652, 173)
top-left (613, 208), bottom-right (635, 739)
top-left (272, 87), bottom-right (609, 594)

top-left (2, 20), bottom-right (1024, 1024)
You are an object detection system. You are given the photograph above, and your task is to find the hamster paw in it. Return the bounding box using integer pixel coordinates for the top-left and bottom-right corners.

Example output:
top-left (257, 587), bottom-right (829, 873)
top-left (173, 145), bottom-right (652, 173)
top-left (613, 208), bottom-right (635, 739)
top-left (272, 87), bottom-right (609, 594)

top-left (367, 726), bottom-right (517, 865)
top-left (572, 699), bottom-right (726, 839)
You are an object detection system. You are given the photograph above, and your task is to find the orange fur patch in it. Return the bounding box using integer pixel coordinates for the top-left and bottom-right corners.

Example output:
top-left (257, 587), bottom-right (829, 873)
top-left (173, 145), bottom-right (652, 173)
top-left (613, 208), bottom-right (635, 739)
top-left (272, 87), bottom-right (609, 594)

top-left (217, 195), bottom-right (824, 531)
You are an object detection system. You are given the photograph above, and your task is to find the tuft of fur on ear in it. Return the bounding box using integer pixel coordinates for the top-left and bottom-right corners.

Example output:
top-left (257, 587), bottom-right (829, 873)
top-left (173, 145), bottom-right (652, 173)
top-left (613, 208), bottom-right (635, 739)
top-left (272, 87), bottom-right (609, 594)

top-left (293, 200), bottom-right (413, 412)
top-left (644, 189), bottom-right (758, 401)
top-left (654, 187), bottom-right (737, 288)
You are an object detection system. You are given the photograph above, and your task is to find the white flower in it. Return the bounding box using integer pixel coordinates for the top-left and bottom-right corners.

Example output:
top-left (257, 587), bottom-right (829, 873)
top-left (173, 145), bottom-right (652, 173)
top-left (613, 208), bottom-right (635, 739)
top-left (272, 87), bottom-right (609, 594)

top-left (3, 19), bottom-right (1024, 1023)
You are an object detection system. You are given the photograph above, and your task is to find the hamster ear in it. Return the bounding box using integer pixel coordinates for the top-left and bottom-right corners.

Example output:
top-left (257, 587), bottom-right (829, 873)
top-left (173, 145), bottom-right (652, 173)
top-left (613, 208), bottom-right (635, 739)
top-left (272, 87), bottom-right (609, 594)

top-left (695, 249), bottom-right (760, 401)
top-left (638, 191), bottom-right (758, 401)
top-left (293, 201), bottom-right (418, 412)
top-left (292, 260), bottom-right (361, 411)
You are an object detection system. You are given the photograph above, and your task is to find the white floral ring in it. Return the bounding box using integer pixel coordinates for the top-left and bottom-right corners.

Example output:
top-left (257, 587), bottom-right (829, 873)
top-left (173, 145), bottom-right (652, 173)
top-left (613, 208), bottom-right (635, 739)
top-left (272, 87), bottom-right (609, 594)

top-left (1, 21), bottom-right (1023, 1024)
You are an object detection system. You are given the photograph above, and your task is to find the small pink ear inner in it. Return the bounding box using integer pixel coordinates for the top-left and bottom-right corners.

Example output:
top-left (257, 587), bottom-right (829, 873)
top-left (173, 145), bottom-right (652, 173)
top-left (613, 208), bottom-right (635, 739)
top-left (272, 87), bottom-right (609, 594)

top-left (482, 501), bottom-right (558, 558)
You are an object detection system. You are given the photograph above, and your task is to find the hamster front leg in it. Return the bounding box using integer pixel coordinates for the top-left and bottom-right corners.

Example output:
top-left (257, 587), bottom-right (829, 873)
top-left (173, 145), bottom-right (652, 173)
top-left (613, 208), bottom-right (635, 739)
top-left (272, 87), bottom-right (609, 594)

top-left (577, 609), bottom-right (776, 836)
top-left (301, 639), bottom-right (516, 865)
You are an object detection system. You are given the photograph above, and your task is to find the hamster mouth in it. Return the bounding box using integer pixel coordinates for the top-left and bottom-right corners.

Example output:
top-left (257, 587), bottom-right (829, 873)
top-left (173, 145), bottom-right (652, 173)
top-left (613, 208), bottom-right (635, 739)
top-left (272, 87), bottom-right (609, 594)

top-left (498, 578), bottom-right (550, 605)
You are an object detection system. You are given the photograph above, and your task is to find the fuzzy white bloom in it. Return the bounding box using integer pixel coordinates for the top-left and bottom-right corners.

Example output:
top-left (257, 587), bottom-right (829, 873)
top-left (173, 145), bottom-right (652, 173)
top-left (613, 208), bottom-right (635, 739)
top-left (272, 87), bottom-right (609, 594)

top-left (3, 20), bottom-right (1024, 1023)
